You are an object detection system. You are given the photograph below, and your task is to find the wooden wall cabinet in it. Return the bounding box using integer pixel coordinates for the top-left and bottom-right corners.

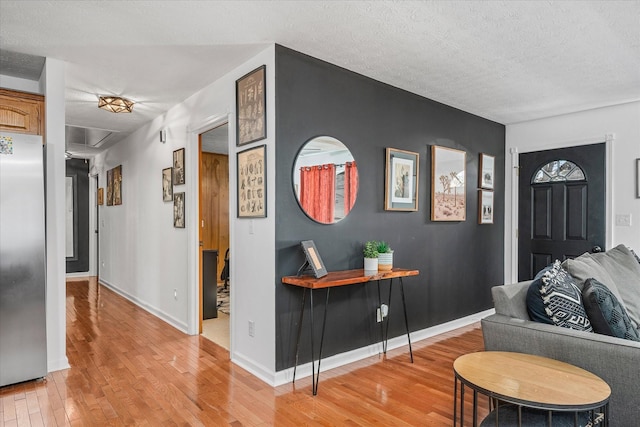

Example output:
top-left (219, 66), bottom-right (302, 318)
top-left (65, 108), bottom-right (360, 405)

top-left (0, 88), bottom-right (45, 136)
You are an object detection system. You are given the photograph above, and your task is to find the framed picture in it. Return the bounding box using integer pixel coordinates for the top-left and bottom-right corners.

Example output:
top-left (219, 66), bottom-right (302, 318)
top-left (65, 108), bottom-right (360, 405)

top-left (237, 144), bottom-right (266, 218)
top-left (300, 240), bottom-right (328, 278)
top-left (479, 153), bottom-right (495, 190)
top-left (173, 148), bottom-right (185, 185)
top-left (173, 192), bottom-right (185, 228)
top-left (385, 148), bottom-right (419, 211)
top-left (112, 165), bottom-right (122, 206)
top-left (162, 167), bottom-right (173, 202)
top-left (636, 158), bottom-right (640, 198)
top-left (236, 65), bottom-right (266, 146)
top-left (97, 187), bottom-right (104, 206)
top-left (431, 145), bottom-right (466, 221)
top-left (478, 190), bottom-right (494, 224)
top-left (106, 168), bottom-right (113, 206)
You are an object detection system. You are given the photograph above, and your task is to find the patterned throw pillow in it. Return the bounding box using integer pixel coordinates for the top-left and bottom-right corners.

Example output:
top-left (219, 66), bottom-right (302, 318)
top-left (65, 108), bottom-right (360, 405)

top-left (582, 278), bottom-right (640, 341)
top-left (539, 260), bottom-right (593, 332)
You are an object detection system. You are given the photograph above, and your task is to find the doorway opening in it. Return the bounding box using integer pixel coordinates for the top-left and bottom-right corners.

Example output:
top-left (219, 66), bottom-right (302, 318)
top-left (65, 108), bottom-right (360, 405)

top-left (199, 122), bottom-right (230, 350)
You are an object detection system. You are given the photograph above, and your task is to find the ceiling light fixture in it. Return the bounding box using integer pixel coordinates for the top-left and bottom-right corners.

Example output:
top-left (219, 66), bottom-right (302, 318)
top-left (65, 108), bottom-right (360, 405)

top-left (98, 96), bottom-right (134, 113)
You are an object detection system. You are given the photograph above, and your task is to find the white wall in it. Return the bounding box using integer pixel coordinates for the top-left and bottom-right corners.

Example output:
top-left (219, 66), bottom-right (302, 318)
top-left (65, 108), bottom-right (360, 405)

top-left (41, 59), bottom-right (70, 372)
top-left (95, 45), bottom-right (277, 383)
top-left (505, 101), bottom-right (640, 282)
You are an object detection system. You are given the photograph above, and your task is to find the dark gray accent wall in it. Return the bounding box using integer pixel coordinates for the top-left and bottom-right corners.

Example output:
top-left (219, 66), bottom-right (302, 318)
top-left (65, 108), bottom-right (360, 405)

top-left (274, 45), bottom-right (505, 371)
top-left (66, 158), bottom-right (90, 273)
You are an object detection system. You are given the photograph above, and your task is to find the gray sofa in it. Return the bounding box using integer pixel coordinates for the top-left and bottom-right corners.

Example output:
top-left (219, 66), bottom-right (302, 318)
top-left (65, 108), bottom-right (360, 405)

top-left (482, 245), bottom-right (640, 426)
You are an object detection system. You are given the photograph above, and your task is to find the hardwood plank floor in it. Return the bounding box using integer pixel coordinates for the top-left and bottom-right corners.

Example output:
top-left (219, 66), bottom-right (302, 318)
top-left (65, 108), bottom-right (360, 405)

top-left (0, 278), bottom-right (486, 426)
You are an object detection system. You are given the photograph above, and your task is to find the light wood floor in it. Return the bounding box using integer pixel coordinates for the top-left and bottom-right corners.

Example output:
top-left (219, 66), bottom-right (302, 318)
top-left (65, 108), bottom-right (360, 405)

top-left (0, 278), bottom-right (486, 426)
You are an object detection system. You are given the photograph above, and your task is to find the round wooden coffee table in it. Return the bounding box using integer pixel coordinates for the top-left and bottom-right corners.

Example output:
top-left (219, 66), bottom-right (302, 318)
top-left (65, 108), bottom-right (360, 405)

top-left (453, 351), bottom-right (611, 426)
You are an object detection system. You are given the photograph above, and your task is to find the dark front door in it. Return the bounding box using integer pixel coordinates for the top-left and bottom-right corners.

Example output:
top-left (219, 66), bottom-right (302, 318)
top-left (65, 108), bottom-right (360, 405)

top-left (518, 143), bottom-right (606, 281)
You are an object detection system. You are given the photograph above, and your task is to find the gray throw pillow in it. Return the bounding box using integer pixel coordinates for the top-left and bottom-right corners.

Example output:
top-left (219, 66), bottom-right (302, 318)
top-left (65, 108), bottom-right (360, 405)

top-left (563, 245), bottom-right (640, 329)
top-left (539, 260), bottom-right (592, 332)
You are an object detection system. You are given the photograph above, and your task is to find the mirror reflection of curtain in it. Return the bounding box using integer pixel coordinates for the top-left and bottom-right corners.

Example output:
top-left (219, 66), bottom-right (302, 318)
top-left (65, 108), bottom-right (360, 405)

top-left (300, 163), bottom-right (335, 223)
top-left (344, 161), bottom-right (357, 215)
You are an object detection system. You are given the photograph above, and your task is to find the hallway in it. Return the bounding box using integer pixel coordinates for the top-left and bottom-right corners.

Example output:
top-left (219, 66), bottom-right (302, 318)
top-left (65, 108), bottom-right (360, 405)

top-left (0, 278), bottom-right (484, 426)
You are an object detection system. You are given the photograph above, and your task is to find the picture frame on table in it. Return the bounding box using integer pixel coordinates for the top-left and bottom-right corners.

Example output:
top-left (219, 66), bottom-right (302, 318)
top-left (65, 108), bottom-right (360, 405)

top-left (236, 65), bottom-right (266, 146)
top-left (237, 144), bottom-right (266, 218)
top-left (431, 145), bottom-right (466, 221)
top-left (173, 148), bottom-right (185, 185)
top-left (478, 189), bottom-right (494, 224)
top-left (479, 153), bottom-right (495, 190)
top-left (385, 147), bottom-right (419, 211)
top-left (162, 167), bottom-right (173, 202)
top-left (300, 240), bottom-right (328, 278)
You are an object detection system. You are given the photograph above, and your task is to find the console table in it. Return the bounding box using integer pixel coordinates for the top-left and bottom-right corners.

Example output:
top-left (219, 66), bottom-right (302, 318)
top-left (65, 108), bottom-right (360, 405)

top-left (282, 268), bottom-right (419, 395)
top-left (453, 351), bottom-right (611, 426)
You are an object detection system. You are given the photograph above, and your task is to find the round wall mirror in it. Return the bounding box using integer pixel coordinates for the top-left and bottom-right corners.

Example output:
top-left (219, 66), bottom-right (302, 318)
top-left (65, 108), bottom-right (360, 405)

top-left (293, 136), bottom-right (358, 224)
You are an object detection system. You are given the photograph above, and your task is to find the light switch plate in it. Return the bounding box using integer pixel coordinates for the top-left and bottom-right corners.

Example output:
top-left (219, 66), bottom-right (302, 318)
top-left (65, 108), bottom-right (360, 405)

top-left (615, 214), bottom-right (632, 227)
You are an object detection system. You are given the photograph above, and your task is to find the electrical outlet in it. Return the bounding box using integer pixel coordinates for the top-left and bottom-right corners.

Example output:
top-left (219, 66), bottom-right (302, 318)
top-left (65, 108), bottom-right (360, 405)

top-left (248, 320), bottom-right (255, 337)
top-left (376, 304), bottom-right (389, 322)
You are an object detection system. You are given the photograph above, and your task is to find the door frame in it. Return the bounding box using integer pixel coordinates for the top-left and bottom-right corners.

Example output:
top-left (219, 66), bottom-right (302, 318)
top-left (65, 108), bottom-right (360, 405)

top-left (186, 113), bottom-right (233, 339)
top-left (507, 133), bottom-right (615, 284)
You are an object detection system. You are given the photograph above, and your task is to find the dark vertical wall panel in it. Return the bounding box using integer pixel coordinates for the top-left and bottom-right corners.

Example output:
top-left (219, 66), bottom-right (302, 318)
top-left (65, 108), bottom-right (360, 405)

top-left (274, 46), bottom-right (505, 371)
top-left (66, 158), bottom-right (90, 273)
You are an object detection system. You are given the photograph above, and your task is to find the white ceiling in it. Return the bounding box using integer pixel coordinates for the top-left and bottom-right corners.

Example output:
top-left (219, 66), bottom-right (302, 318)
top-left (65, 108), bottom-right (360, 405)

top-left (1, 1), bottom-right (639, 154)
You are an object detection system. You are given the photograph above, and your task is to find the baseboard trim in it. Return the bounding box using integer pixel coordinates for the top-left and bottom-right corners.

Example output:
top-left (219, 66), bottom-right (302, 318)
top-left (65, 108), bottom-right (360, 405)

top-left (47, 356), bottom-right (70, 373)
top-left (231, 351), bottom-right (277, 386)
top-left (98, 279), bottom-right (189, 333)
top-left (272, 308), bottom-right (494, 387)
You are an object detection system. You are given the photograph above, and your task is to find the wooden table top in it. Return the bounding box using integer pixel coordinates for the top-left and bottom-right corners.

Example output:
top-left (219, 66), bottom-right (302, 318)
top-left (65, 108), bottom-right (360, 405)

top-left (454, 351), bottom-right (611, 409)
top-left (281, 268), bottom-right (419, 289)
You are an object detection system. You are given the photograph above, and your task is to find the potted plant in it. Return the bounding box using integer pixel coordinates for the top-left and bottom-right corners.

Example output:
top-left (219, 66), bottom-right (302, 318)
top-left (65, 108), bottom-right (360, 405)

top-left (377, 241), bottom-right (394, 271)
top-left (363, 241), bottom-right (379, 272)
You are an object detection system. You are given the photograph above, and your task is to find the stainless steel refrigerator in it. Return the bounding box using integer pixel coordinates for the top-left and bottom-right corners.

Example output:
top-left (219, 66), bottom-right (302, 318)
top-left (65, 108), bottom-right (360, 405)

top-left (0, 131), bottom-right (47, 387)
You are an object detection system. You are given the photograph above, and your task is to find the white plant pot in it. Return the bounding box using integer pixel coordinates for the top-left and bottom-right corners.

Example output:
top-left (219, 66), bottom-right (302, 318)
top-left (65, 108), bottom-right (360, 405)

top-left (364, 257), bottom-right (378, 272)
top-left (378, 251), bottom-right (393, 271)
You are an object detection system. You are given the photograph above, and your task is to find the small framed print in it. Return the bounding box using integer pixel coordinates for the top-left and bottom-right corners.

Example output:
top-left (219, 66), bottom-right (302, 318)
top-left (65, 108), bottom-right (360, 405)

top-left (236, 65), bottom-right (266, 146)
top-left (162, 167), bottom-right (173, 202)
top-left (300, 240), bottom-right (328, 278)
top-left (97, 187), bottom-right (104, 205)
top-left (173, 148), bottom-right (185, 185)
top-left (479, 153), bottom-right (495, 190)
top-left (478, 190), bottom-right (494, 224)
top-left (431, 145), bottom-right (466, 221)
top-left (385, 148), bottom-right (419, 211)
top-left (173, 192), bottom-right (185, 228)
top-left (237, 144), bottom-right (266, 218)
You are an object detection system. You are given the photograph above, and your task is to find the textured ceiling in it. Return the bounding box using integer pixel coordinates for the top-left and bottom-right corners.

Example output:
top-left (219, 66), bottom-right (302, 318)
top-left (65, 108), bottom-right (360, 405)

top-left (1, 1), bottom-right (639, 154)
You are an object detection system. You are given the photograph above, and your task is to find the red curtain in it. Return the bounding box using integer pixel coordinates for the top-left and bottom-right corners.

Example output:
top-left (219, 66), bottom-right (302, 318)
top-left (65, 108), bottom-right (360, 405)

top-left (300, 163), bottom-right (335, 223)
top-left (344, 161), bottom-right (358, 215)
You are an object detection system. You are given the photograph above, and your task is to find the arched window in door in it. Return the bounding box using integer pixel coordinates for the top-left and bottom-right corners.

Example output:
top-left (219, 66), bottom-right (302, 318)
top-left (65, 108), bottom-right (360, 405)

top-left (531, 160), bottom-right (586, 183)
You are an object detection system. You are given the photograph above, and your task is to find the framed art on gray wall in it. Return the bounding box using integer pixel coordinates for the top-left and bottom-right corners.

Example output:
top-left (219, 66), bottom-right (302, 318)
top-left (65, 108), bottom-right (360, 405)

top-left (173, 192), bottom-right (185, 228)
top-left (237, 144), bottom-right (266, 218)
top-left (236, 65), bottom-right (266, 146)
top-left (162, 167), bottom-right (173, 202)
top-left (173, 148), bottom-right (185, 185)
top-left (478, 189), bottom-right (494, 224)
top-left (479, 153), bottom-right (495, 190)
top-left (385, 147), bottom-right (419, 211)
top-left (431, 145), bottom-right (466, 221)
